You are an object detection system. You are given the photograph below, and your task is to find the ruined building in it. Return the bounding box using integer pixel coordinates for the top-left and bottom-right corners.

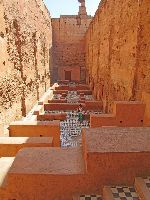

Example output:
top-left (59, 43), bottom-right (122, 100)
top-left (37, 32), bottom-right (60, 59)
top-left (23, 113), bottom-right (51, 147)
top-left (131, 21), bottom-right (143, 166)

top-left (51, 0), bottom-right (92, 83)
top-left (0, 0), bottom-right (150, 200)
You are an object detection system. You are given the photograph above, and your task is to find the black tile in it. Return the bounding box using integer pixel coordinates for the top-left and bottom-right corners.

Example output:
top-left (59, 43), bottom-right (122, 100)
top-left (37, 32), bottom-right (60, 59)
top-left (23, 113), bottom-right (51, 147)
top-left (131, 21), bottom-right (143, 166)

top-left (117, 188), bottom-right (124, 193)
top-left (146, 183), bottom-right (150, 188)
top-left (125, 192), bottom-right (132, 197)
top-left (120, 197), bottom-right (128, 200)
top-left (129, 187), bottom-right (136, 192)
top-left (85, 197), bottom-right (91, 200)
top-left (113, 193), bottom-right (119, 198)
top-left (120, 198), bottom-right (127, 200)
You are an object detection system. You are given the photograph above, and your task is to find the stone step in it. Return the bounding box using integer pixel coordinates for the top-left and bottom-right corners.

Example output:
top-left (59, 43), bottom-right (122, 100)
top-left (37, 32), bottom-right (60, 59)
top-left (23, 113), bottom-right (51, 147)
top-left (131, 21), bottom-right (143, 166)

top-left (9, 147), bottom-right (86, 175)
top-left (9, 121), bottom-right (60, 147)
top-left (0, 137), bottom-right (53, 157)
top-left (103, 186), bottom-right (140, 200)
top-left (0, 157), bottom-right (14, 188)
top-left (72, 194), bottom-right (102, 200)
top-left (3, 147), bottom-right (86, 199)
top-left (135, 177), bottom-right (150, 200)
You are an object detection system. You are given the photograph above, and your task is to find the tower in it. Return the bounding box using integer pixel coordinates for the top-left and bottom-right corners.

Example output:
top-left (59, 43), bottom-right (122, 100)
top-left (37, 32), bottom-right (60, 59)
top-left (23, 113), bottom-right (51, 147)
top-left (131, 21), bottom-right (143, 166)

top-left (78, 0), bottom-right (87, 17)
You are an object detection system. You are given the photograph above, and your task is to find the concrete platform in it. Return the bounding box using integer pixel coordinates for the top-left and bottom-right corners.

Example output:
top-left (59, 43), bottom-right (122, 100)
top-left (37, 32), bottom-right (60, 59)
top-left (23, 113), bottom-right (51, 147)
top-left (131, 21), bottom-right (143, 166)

top-left (82, 127), bottom-right (150, 192)
top-left (9, 121), bottom-right (60, 147)
top-left (9, 147), bottom-right (85, 175)
top-left (0, 137), bottom-right (53, 157)
top-left (83, 127), bottom-right (150, 153)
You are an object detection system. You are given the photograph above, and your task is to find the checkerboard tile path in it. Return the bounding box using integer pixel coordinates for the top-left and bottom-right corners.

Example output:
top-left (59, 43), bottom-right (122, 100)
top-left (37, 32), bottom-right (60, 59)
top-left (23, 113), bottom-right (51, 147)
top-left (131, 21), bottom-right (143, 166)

top-left (144, 177), bottom-right (150, 191)
top-left (111, 186), bottom-right (139, 200)
top-left (79, 195), bottom-right (102, 200)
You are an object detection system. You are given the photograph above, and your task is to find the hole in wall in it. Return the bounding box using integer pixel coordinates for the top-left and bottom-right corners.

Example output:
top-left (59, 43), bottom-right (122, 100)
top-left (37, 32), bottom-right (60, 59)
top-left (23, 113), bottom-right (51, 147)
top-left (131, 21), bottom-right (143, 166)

top-left (0, 31), bottom-right (4, 38)
top-left (120, 120), bottom-right (123, 123)
top-left (141, 120), bottom-right (143, 123)
top-left (40, 135), bottom-right (43, 137)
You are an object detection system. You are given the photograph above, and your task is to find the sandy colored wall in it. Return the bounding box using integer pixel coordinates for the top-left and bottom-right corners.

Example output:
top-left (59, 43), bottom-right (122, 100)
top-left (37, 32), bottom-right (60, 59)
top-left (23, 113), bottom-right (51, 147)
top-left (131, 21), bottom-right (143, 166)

top-left (0, 0), bottom-right (52, 133)
top-left (85, 0), bottom-right (150, 125)
top-left (52, 14), bottom-right (92, 82)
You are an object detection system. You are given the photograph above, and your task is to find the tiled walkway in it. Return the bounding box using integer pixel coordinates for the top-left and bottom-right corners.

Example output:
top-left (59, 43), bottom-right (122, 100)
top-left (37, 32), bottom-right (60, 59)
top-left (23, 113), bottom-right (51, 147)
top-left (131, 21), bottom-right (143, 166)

top-left (111, 186), bottom-right (139, 200)
top-left (47, 86), bottom-right (101, 147)
top-left (60, 111), bottom-right (89, 147)
top-left (79, 195), bottom-right (102, 200)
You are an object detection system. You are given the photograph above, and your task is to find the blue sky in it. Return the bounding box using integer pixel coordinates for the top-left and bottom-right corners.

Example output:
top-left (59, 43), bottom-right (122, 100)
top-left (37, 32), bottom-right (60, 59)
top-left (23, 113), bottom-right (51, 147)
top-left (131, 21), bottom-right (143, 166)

top-left (44, 0), bottom-right (100, 18)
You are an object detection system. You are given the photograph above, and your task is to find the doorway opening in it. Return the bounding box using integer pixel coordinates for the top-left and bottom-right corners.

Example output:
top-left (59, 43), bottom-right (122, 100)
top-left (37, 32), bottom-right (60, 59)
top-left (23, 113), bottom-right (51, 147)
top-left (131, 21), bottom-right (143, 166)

top-left (65, 71), bottom-right (71, 81)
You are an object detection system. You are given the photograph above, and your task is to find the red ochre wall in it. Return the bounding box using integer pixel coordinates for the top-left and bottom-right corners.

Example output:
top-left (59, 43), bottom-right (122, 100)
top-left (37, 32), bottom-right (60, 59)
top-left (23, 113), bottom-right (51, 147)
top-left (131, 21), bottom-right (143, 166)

top-left (0, 0), bottom-right (52, 133)
top-left (51, 12), bottom-right (92, 83)
top-left (85, 0), bottom-right (150, 125)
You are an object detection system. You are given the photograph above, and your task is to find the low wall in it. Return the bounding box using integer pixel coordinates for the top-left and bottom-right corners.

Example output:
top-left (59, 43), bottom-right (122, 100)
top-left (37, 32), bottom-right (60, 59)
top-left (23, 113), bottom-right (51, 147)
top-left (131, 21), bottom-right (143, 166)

top-left (77, 90), bottom-right (92, 95)
top-left (55, 85), bottom-right (90, 91)
top-left (0, 137), bottom-right (53, 157)
top-left (90, 114), bottom-right (116, 128)
top-left (37, 113), bottom-right (67, 121)
top-left (85, 101), bottom-right (102, 111)
top-left (9, 121), bottom-right (60, 147)
top-left (90, 101), bottom-right (145, 128)
top-left (44, 102), bottom-right (102, 112)
top-left (44, 103), bottom-right (80, 111)
top-left (53, 90), bottom-right (68, 95)
top-left (87, 152), bottom-right (150, 193)
top-left (48, 99), bottom-right (67, 103)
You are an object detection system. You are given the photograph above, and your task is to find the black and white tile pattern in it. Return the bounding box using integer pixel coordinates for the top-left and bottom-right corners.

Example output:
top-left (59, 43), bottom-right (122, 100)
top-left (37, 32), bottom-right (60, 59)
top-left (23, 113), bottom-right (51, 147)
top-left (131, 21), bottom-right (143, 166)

top-left (144, 177), bottom-right (150, 191)
top-left (45, 86), bottom-right (103, 148)
top-left (79, 195), bottom-right (102, 200)
top-left (111, 186), bottom-right (139, 200)
top-left (60, 112), bottom-right (89, 147)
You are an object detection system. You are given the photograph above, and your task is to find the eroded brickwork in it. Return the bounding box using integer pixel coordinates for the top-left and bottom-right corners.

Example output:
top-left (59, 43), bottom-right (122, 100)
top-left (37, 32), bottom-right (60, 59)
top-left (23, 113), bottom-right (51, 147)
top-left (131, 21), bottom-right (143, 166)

top-left (85, 0), bottom-right (150, 124)
top-left (0, 0), bottom-right (52, 132)
top-left (52, 1), bottom-right (92, 82)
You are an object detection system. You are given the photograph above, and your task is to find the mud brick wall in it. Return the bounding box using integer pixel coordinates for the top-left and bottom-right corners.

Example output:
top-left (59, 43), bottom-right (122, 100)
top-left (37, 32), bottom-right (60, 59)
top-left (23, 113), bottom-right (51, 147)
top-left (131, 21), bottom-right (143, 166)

top-left (52, 13), bottom-right (92, 82)
top-left (85, 0), bottom-right (150, 125)
top-left (0, 0), bottom-right (52, 133)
